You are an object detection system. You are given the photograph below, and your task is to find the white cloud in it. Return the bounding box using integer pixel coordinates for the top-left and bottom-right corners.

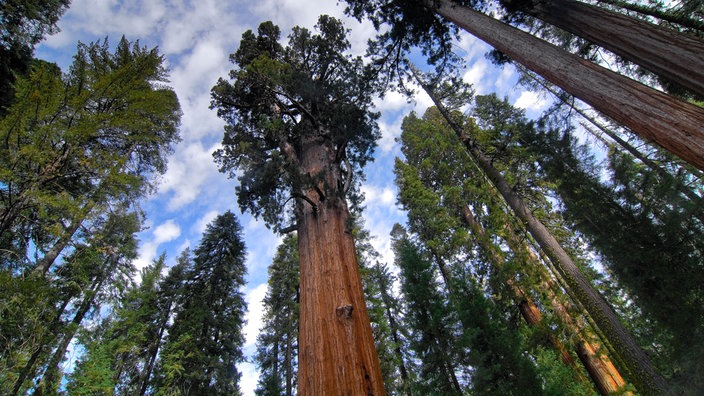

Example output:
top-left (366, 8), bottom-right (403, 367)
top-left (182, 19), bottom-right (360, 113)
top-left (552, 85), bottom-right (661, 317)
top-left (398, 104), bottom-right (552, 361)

top-left (134, 219), bottom-right (181, 273)
top-left (463, 59), bottom-right (490, 94)
top-left (362, 184), bottom-right (395, 207)
top-left (513, 90), bottom-right (549, 112)
top-left (153, 220), bottom-right (181, 243)
top-left (157, 141), bottom-right (222, 210)
top-left (238, 361), bottom-right (260, 396)
top-left (243, 282), bottom-right (268, 348)
top-left (494, 64), bottom-right (517, 93)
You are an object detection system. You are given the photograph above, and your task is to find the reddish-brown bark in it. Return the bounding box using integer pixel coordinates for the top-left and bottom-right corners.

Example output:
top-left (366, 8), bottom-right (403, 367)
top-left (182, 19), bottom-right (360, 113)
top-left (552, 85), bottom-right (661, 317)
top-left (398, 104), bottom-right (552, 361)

top-left (415, 72), bottom-right (670, 394)
top-left (295, 134), bottom-right (385, 395)
top-left (431, 0), bottom-right (704, 172)
top-left (521, 0), bottom-right (704, 97)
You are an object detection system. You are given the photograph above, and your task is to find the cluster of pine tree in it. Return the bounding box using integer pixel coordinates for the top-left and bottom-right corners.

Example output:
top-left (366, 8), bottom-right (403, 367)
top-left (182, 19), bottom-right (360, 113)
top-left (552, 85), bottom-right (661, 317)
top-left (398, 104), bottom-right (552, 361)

top-left (0, 3), bottom-right (249, 395)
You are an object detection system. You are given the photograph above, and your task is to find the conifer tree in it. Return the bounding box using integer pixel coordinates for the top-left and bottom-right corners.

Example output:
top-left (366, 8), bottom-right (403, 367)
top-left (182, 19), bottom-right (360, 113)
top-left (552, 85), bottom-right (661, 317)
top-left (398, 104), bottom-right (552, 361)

top-left (0, 36), bottom-right (181, 273)
top-left (394, 104), bottom-right (624, 395)
top-left (8, 208), bottom-right (140, 396)
top-left (157, 211), bottom-right (247, 396)
top-left (391, 225), bottom-right (464, 395)
top-left (64, 255), bottom-right (169, 395)
top-left (518, 124), bottom-right (704, 393)
top-left (255, 235), bottom-right (299, 396)
top-left (410, 68), bottom-right (669, 394)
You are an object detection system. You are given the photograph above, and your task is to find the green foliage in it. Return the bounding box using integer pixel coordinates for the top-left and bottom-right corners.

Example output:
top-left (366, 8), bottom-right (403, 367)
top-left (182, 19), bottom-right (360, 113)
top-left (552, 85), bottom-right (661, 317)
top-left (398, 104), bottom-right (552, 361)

top-left (157, 211), bottom-right (247, 396)
top-left (211, 16), bottom-right (379, 230)
top-left (0, 0), bottom-right (71, 112)
top-left (64, 342), bottom-right (117, 396)
top-left (343, 0), bottom-right (474, 80)
top-left (394, 98), bottom-right (613, 394)
top-left (452, 267), bottom-right (543, 395)
top-left (518, 124), bottom-right (704, 391)
top-left (0, 36), bottom-right (181, 271)
top-left (391, 225), bottom-right (464, 395)
top-left (255, 235), bottom-right (299, 396)
top-left (534, 348), bottom-right (597, 396)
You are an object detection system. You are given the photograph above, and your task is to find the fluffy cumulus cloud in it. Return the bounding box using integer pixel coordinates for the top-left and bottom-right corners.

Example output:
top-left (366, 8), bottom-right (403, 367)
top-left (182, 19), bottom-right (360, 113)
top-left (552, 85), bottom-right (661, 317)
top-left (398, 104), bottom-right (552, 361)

top-left (133, 219), bottom-right (181, 272)
top-left (514, 90), bottom-right (550, 113)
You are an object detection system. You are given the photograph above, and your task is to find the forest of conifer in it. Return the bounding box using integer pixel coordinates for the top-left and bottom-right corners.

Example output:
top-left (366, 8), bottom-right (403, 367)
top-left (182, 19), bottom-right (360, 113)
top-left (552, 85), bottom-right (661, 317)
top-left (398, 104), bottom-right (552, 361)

top-left (1, 0), bottom-right (702, 395)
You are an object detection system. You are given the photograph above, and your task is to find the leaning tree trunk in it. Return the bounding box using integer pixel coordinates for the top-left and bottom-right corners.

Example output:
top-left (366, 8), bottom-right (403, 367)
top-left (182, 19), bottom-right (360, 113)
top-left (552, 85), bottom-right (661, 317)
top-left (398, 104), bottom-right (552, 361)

top-left (414, 71), bottom-right (670, 395)
top-left (295, 133), bottom-right (385, 395)
top-left (595, 0), bottom-right (704, 32)
top-left (514, 0), bottom-right (704, 96)
top-left (428, 0), bottom-right (704, 171)
top-left (461, 203), bottom-right (628, 395)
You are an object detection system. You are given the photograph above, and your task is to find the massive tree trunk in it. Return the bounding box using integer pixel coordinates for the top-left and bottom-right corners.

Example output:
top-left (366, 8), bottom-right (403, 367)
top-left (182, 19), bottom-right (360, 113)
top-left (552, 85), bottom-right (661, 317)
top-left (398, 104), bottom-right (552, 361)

top-left (295, 133), bottom-right (385, 395)
top-left (415, 73), bottom-right (670, 395)
top-left (429, 0), bottom-right (704, 171)
top-left (513, 0), bottom-right (704, 96)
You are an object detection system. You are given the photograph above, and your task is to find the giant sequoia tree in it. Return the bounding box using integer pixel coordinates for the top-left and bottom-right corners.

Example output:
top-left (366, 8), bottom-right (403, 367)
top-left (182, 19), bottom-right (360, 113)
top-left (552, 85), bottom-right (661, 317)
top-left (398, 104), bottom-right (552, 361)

top-left (210, 16), bottom-right (385, 394)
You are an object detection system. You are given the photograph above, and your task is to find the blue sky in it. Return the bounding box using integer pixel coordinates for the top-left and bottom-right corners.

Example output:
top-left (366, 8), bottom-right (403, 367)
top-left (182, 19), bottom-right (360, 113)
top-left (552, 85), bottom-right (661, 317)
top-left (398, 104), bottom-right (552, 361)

top-left (35, 0), bottom-right (550, 393)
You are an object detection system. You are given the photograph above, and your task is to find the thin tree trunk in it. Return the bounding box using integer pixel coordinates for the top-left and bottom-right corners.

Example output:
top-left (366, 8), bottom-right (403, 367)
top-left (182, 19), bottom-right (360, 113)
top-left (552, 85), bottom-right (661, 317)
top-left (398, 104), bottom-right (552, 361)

top-left (414, 69), bottom-right (670, 395)
top-left (429, 0), bottom-right (704, 171)
top-left (10, 290), bottom-right (75, 396)
top-left (32, 216), bottom-right (84, 276)
top-left (517, 0), bottom-right (704, 96)
top-left (139, 300), bottom-right (172, 396)
top-left (36, 278), bottom-right (105, 395)
top-left (459, 204), bottom-right (624, 392)
top-left (285, 329), bottom-right (294, 396)
top-left (460, 205), bottom-right (579, 367)
top-left (595, 0), bottom-right (704, 32)
top-left (502, 219), bottom-right (630, 396)
top-left (296, 134), bottom-right (385, 395)
top-left (382, 303), bottom-right (412, 396)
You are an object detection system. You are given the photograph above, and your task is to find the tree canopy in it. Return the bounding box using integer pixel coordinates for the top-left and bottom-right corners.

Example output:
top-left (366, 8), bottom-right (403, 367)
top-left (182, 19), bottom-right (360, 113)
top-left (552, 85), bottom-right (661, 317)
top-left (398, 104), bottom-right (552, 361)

top-left (211, 16), bottom-right (380, 229)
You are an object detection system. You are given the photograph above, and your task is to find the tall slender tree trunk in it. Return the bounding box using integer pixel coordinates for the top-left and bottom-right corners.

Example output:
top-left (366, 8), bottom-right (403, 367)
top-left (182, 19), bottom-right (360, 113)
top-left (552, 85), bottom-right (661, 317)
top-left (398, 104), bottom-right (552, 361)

top-left (415, 70), bottom-right (670, 395)
top-left (461, 204), bottom-right (629, 394)
top-left (595, 0), bottom-right (704, 33)
top-left (295, 134), bottom-right (385, 395)
top-left (35, 278), bottom-right (105, 395)
top-left (32, 216), bottom-right (84, 276)
top-left (10, 288), bottom-right (75, 396)
top-left (382, 303), bottom-right (412, 396)
top-left (139, 301), bottom-right (172, 396)
top-left (285, 328), bottom-right (294, 396)
top-left (515, 0), bottom-right (704, 96)
top-left (428, 0), bottom-right (704, 171)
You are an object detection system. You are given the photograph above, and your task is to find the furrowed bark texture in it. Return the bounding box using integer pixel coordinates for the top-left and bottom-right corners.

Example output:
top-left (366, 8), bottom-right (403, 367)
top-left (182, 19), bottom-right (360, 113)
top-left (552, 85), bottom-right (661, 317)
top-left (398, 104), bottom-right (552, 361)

top-left (524, 0), bottom-right (704, 97)
top-left (416, 75), bottom-right (670, 395)
top-left (432, 0), bottom-right (704, 171)
top-left (296, 135), bottom-right (385, 395)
